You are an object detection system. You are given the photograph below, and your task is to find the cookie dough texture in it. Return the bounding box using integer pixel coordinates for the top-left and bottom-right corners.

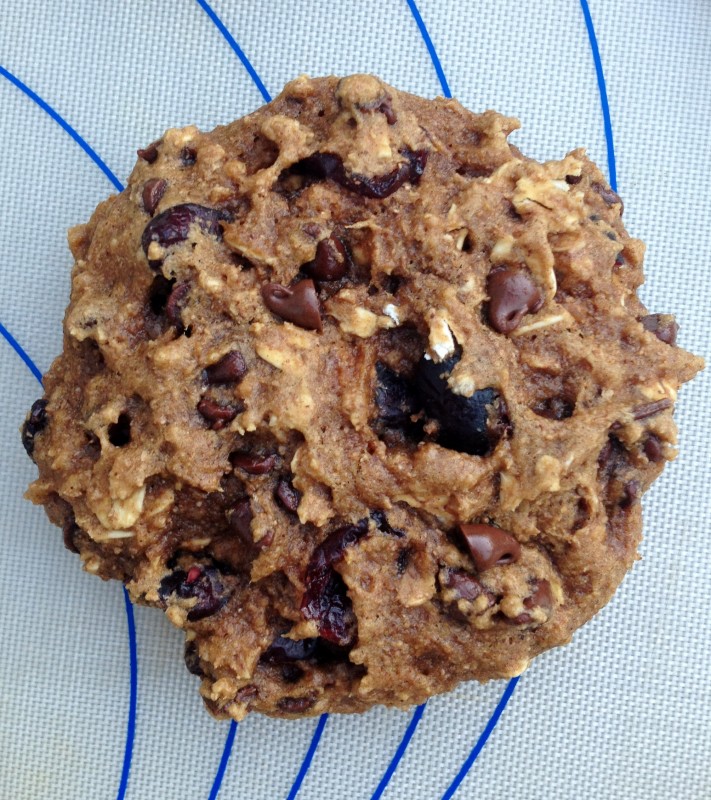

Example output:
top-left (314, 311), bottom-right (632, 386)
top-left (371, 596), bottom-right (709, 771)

top-left (24, 75), bottom-right (702, 720)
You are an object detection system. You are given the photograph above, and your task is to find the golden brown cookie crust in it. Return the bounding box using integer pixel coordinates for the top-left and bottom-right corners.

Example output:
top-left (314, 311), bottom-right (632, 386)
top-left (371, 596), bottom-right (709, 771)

top-left (24, 75), bottom-right (703, 719)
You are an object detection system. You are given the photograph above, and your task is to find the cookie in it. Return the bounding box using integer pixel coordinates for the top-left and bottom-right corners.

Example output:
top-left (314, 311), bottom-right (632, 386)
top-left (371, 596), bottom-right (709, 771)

top-left (23, 75), bottom-right (703, 719)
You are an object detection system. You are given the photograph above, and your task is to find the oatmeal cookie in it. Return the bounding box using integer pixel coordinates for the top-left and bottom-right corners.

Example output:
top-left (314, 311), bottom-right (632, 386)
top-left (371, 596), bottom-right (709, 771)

top-left (23, 75), bottom-right (703, 719)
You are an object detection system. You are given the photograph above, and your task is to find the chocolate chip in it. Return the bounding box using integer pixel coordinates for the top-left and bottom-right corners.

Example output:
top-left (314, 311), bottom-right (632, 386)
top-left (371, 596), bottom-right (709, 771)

top-left (292, 148), bottom-right (428, 199)
top-left (415, 354), bottom-right (511, 456)
top-left (107, 413), bottom-right (131, 447)
top-left (158, 566), bottom-right (228, 622)
top-left (440, 567), bottom-right (493, 603)
top-left (261, 279), bottom-right (322, 331)
top-left (632, 398), bottom-right (672, 421)
top-left (591, 182), bottom-right (624, 213)
top-left (370, 509), bottom-right (405, 537)
top-left (226, 499), bottom-right (252, 544)
top-left (301, 521), bottom-right (368, 646)
top-left (396, 547), bottom-right (411, 575)
top-left (486, 266), bottom-right (543, 334)
top-left (142, 178), bottom-right (167, 216)
top-left (275, 478), bottom-right (301, 513)
top-left (532, 396), bottom-right (575, 420)
top-left (62, 515), bottom-right (82, 554)
top-left (276, 695), bottom-right (316, 714)
top-left (180, 146), bottom-right (197, 166)
top-left (509, 579), bottom-right (553, 625)
top-left (137, 141), bottom-right (159, 163)
top-left (640, 313), bottom-right (678, 346)
top-left (374, 362), bottom-right (417, 427)
top-left (643, 434), bottom-right (664, 463)
top-left (197, 397), bottom-right (238, 429)
top-left (141, 204), bottom-right (231, 268)
top-left (230, 452), bottom-right (277, 475)
top-left (565, 174), bottom-right (582, 185)
top-left (458, 523), bottom-right (521, 572)
top-left (21, 398), bottom-right (48, 458)
top-left (302, 235), bottom-right (351, 281)
top-left (355, 94), bottom-right (397, 124)
top-left (184, 641), bottom-right (204, 676)
top-left (262, 635), bottom-right (319, 663)
top-left (165, 281), bottom-right (190, 331)
top-left (204, 351), bottom-right (246, 385)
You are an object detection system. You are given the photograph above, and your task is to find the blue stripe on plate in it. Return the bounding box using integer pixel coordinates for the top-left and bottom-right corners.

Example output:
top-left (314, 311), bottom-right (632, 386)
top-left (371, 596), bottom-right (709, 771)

top-left (208, 721), bottom-right (238, 800)
top-left (405, 0), bottom-right (452, 98)
top-left (370, 703), bottom-right (426, 800)
top-left (286, 714), bottom-right (329, 800)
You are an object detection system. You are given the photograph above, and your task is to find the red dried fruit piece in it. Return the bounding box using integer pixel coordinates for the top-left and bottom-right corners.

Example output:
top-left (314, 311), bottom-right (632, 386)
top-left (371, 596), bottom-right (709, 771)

top-left (643, 434), bottom-right (664, 463)
top-left (158, 566), bottom-right (228, 622)
top-left (165, 281), bottom-right (190, 331)
top-left (261, 279), bottom-right (322, 331)
top-left (532, 396), bottom-right (575, 420)
top-left (230, 451), bottom-right (277, 475)
top-left (275, 478), bottom-right (301, 513)
top-left (301, 521), bottom-right (368, 646)
top-left (486, 266), bottom-right (543, 334)
top-left (458, 523), bottom-right (521, 572)
top-left (302, 234), bottom-right (351, 281)
top-left (204, 350), bottom-right (247, 385)
top-left (197, 397), bottom-right (238, 429)
top-left (142, 178), bottom-right (167, 216)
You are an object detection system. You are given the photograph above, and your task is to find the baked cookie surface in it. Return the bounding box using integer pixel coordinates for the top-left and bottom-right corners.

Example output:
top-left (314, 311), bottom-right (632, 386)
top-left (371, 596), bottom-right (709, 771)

top-left (24, 75), bottom-right (702, 719)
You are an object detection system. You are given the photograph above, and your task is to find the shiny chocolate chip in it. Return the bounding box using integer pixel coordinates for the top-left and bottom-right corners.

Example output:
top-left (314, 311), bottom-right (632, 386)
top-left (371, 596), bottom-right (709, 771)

top-left (165, 281), bottom-right (190, 331)
top-left (301, 521), bottom-right (368, 646)
top-left (204, 350), bottom-right (246, 385)
top-left (640, 313), bottom-right (678, 346)
top-left (230, 451), bottom-right (277, 475)
top-left (197, 397), bottom-right (238, 429)
top-left (275, 478), bottom-right (301, 513)
top-left (509, 579), bottom-right (553, 625)
top-left (142, 178), bottom-right (167, 216)
top-left (21, 398), bottom-right (48, 458)
top-left (141, 203), bottom-right (231, 268)
top-left (302, 234), bottom-right (351, 281)
top-left (137, 141), bottom-right (159, 163)
top-left (415, 354), bottom-right (511, 456)
top-left (261, 279), bottom-right (322, 331)
top-left (486, 266), bottom-right (543, 334)
top-left (226, 499), bottom-right (252, 544)
top-left (458, 523), bottom-right (521, 572)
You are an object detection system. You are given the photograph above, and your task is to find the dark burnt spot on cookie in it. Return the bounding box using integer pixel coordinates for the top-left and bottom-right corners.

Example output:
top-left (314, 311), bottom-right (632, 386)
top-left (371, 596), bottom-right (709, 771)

top-left (62, 514), bottom-right (82, 554)
top-left (301, 521), bottom-right (368, 646)
top-left (141, 204), bottom-right (232, 268)
top-left (21, 398), bottom-right (48, 458)
top-left (458, 523), bottom-right (521, 571)
top-left (640, 313), bottom-right (678, 346)
top-left (158, 565), bottom-right (229, 621)
top-left (204, 350), bottom-right (247, 385)
top-left (142, 178), bottom-right (167, 216)
top-left (275, 477), bottom-right (301, 514)
top-left (302, 234), bottom-right (351, 281)
top-left (261, 279), bottom-right (322, 331)
top-left (486, 265), bottom-right (543, 334)
top-left (415, 353), bottom-right (511, 456)
top-left (108, 413), bottom-right (131, 447)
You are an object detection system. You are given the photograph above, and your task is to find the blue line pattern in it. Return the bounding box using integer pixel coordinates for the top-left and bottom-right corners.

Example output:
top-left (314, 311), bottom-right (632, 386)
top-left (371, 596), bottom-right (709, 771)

top-left (208, 721), bottom-right (238, 800)
top-left (579, 0), bottom-right (617, 190)
top-left (0, 65), bottom-right (123, 192)
top-left (194, 0), bottom-right (272, 103)
top-left (405, 0), bottom-right (452, 98)
top-left (286, 714), bottom-right (329, 800)
top-left (440, 678), bottom-right (519, 800)
top-left (370, 703), bottom-right (426, 800)
top-left (0, 322), bottom-right (43, 385)
top-left (117, 588), bottom-right (138, 800)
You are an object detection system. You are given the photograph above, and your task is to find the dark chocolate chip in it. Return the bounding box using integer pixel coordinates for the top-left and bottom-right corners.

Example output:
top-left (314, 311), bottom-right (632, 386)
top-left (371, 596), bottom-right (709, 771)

top-left (440, 567), bottom-right (493, 603)
top-left (458, 523), bottom-right (521, 572)
top-left (107, 413), bottom-right (131, 447)
top-left (165, 281), bottom-right (190, 331)
top-left (374, 362), bottom-right (417, 427)
top-left (632, 398), bottom-right (672, 421)
top-left (142, 178), bottom-right (167, 216)
top-left (261, 279), bottom-right (322, 331)
top-left (486, 266), bottom-right (543, 334)
top-left (184, 641), bottom-right (204, 676)
top-left (370, 509), bottom-right (405, 537)
top-left (396, 547), bottom-right (412, 575)
top-left (509, 579), bottom-right (553, 625)
top-left (302, 235), bottom-right (351, 281)
top-left (158, 566), bottom-right (228, 622)
top-left (148, 274), bottom-right (175, 316)
top-left (640, 313), bottom-right (678, 346)
top-left (137, 141), bottom-right (159, 163)
top-left (261, 635), bottom-right (319, 663)
top-left (276, 695), bottom-right (316, 714)
top-left (592, 182), bottom-right (624, 213)
top-left (230, 452), bottom-right (277, 475)
top-left (643, 434), bottom-right (664, 463)
top-left (141, 204), bottom-right (231, 268)
top-left (204, 350), bottom-right (246, 385)
top-left (197, 397), bottom-right (238, 429)
top-left (565, 174), bottom-right (583, 185)
top-left (275, 478), bottom-right (301, 513)
top-left (62, 515), bottom-right (82, 554)
top-left (301, 521), bottom-right (368, 646)
top-left (532, 396), bottom-right (575, 420)
top-left (226, 499), bottom-right (252, 544)
top-left (21, 398), bottom-right (48, 458)
top-left (354, 94), bottom-right (397, 124)
top-left (415, 354), bottom-right (511, 456)
top-left (180, 146), bottom-right (197, 166)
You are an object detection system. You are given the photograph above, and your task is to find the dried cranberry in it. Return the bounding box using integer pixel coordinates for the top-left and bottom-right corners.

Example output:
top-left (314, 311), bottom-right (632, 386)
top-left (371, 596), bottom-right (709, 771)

top-left (142, 178), bottom-right (167, 216)
top-left (275, 478), bottom-right (301, 513)
top-left (158, 566), bottom-right (228, 621)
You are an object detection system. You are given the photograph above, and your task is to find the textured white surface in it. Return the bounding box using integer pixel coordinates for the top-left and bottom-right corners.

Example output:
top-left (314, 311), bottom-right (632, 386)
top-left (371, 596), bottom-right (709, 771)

top-left (1, 1), bottom-right (709, 798)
